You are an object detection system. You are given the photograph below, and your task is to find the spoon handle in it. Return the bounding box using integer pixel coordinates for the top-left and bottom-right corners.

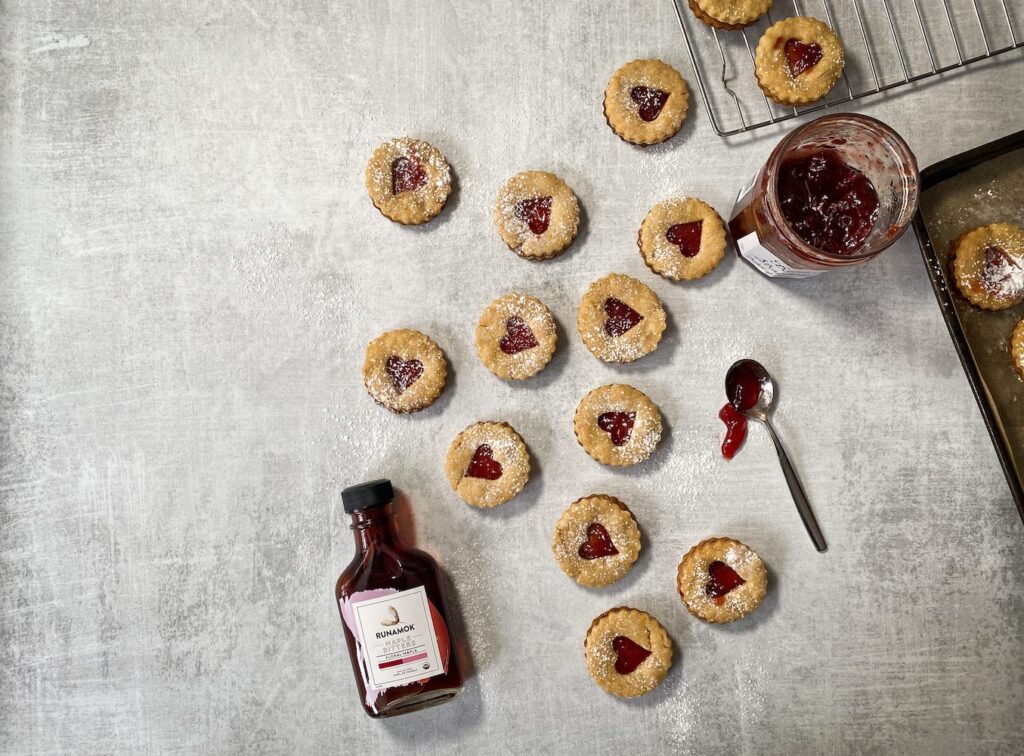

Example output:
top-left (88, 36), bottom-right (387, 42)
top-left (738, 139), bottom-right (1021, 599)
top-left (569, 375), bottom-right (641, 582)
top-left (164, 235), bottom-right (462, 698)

top-left (763, 419), bottom-right (828, 553)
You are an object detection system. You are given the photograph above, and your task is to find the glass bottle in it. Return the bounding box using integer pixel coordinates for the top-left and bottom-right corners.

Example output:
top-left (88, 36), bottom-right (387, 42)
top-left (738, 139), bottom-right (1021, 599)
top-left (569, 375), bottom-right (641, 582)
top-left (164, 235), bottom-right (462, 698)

top-left (336, 479), bottom-right (464, 718)
top-left (729, 113), bottom-right (919, 278)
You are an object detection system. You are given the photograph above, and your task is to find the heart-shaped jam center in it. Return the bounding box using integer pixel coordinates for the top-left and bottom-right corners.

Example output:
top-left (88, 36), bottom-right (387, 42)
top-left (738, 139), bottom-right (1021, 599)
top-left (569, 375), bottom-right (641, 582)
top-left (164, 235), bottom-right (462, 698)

top-left (499, 316), bottom-right (539, 355)
top-left (391, 156), bottom-right (428, 195)
top-left (784, 39), bottom-right (824, 77)
top-left (465, 444), bottom-right (503, 480)
top-left (578, 522), bottom-right (619, 560)
top-left (514, 196), bottom-right (553, 235)
top-left (612, 635), bottom-right (652, 675)
top-left (597, 411), bottom-right (636, 446)
top-left (705, 560), bottom-right (745, 605)
top-left (981, 245), bottom-right (1022, 294)
top-left (603, 297), bottom-right (644, 337)
top-left (666, 220), bottom-right (703, 258)
top-left (629, 86), bottom-right (669, 122)
top-left (385, 355), bottom-right (423, 394)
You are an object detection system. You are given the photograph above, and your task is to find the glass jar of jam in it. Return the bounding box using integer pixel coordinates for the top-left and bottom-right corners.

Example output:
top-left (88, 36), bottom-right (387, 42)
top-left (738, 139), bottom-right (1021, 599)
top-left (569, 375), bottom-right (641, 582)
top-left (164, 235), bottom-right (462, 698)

top-left (336, 479), bottom-right (464, 718)
top-left (729, 113), bottom-right (919, 278)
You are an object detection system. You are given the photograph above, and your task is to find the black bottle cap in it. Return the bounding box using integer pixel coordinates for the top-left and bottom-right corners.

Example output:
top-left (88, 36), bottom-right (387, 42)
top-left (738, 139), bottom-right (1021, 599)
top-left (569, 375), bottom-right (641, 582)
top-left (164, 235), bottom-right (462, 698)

top-left (342, 479), bottom-right (395, 513)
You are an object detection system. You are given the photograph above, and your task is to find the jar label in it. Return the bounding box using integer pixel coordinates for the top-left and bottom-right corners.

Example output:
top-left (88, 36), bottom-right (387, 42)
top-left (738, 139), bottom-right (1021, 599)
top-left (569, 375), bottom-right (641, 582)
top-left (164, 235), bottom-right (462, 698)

top-left (736, 232), bottom-right (824, 279)
top-left (347, 586), bottom-right (446, 689)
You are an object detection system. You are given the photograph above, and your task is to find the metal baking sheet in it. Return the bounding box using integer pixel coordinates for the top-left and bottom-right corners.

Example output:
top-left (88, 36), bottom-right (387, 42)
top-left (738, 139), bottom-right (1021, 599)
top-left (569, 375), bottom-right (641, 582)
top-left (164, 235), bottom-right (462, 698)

top-left (914, 129), bottom-right (1024, 522)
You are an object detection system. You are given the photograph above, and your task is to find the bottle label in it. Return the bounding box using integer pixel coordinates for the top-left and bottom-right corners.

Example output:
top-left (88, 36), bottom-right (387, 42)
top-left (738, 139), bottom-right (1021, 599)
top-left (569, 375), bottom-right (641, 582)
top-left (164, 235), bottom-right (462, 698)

top-left (736, 231), bottom-right (824, 279)
top-left (346, 586), bottom-right (446, 689)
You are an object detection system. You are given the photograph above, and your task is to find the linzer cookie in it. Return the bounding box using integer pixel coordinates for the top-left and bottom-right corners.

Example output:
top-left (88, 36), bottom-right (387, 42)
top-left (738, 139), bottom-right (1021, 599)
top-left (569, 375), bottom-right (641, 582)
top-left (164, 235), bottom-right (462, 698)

top-left (577, 274), bottom-right (666, 363)
top-left (689, 0), bottom-right (772, 29)
top-left (574, 384), bottom-right (663, 467)
top-left (584, 607), bottom-right (672, 698)
top-left (677, 537), bottom-right (767, 623)
top-left (950, 222), bottom-right (1024, 311)
top-left (639, 197), bottom-right (727, 281)
top-left (444, 421), bottom-right (530, 507)
top-left (1013, 318), bottom-right (1024, 381)
top-left (475, 293), bottom-right (557, 380)
top-left (494, 171), bottom-right (580, 260)
top-left (604, 59), bottom-right (689, 146)
top-left (363, 329), bottom-right (447, 413)
top-left (364, 138), bottom-right (452, 225)
top-left (552, 494), bottom-right (641, 587)
top-left (755, 17), bottom-right (845, 105)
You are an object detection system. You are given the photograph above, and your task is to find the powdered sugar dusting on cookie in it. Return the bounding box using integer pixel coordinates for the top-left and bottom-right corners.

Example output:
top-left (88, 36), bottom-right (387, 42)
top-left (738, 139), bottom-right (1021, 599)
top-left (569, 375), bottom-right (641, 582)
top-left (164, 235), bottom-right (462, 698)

top-left (494, 171), bottom-right (579, 259)
top-left (476, 292), bottom-right (557, 380)
top-left (551, 495), bottom-right (640, 585)
top-left (584, 608), bottom-right (672, 697)
top-left (575, 384), bottom-right (663, 466)
top-left (365, 137), bottom-right (451, 224)
top-left (363, 329), bottom-right (447, 413)
top-left (577, 274), bottom-right (666, 363)
top-left (681, 538), bottom-right (767, 620)
top-left (980, 245), bottom-right (1024, 297)
top-left (448, 422), bottom-right (530, 507)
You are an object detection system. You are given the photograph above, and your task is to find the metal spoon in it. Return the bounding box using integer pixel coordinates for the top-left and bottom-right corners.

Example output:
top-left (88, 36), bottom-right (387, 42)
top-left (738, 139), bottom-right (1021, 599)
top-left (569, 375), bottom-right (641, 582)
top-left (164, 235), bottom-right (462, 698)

top-left (726, 359), bottom-right (828, 553)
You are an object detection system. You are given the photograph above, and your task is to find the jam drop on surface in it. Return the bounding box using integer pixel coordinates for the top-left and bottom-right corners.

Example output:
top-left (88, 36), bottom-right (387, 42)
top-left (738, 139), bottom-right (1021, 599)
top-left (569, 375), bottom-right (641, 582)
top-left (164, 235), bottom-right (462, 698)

top-left (612, 635), bottom-right (652, 675)
top-left (777, 149), bottom-right (880, 256)
top-left (719, 403), bottom-right (748, 460)
top-left (391, 156), bottom-right (428, 195)
top-left (597, 411), bottom-right (636, 446)
top-left (783, 39), bottom-right (823, 77)
top-left (666, 220), bottom-right (704, 258)
top-left (603, 297), bottom-right (644, 337)
top-left (514, 196), bottom-right (553, 235)
top-left (578, 523), bottom-right (619, 560)
top-left (465, 444), bottom-right (503, 480)
top-left (629, 86), bottom-right (669, 122)
top-left (705, 560), bottom-right (745, 605)
top-left (385, 356), bottom-right (423, 394)
top-left (500, 316), bottom-right (539, 355)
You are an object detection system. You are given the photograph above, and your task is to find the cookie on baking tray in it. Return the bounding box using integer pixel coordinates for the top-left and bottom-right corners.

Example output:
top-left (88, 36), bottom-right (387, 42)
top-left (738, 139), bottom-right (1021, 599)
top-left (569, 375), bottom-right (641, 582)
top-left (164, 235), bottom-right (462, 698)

top-left (1013, 318), bottom-right (1024, 381)
top-left (950, 222), bottom-right (1024, 311)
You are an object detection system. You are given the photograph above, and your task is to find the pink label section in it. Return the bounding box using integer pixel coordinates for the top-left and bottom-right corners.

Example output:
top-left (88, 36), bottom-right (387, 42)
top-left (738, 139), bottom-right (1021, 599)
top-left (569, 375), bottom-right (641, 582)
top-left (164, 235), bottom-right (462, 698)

top-left (379, 651), bottom-right (428, 670)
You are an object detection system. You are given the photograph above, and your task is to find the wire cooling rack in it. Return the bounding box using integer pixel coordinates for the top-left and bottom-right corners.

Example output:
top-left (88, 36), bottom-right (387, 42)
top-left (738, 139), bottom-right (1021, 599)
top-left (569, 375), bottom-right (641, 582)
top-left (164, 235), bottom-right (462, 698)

top-left (672, 0), bottom-right (1023, 136)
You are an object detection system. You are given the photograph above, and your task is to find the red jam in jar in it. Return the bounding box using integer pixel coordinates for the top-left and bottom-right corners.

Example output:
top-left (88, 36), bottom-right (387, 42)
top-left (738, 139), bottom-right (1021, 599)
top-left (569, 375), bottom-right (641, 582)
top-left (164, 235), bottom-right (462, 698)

top-left (777, 150), bottom-right (880, 256)
top-left (729, 114), bottom-right (918, 278)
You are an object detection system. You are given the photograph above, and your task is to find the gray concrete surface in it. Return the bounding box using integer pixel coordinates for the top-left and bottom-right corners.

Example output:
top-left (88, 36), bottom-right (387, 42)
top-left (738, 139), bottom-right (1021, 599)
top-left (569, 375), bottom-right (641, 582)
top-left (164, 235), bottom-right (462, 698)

top-left (2, 1), bottom-right (1024, 754)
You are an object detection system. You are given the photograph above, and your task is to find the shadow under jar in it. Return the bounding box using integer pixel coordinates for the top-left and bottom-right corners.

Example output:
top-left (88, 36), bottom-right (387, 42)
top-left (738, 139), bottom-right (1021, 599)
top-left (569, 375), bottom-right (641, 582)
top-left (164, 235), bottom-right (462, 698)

top-left (729, 113), bottom-right (920, 278)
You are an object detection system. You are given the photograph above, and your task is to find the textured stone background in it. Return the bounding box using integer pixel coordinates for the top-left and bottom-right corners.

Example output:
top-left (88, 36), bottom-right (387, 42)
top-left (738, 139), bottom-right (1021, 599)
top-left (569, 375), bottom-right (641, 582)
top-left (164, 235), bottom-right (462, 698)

top-left (2, 1), bottom-right (1023, 754)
